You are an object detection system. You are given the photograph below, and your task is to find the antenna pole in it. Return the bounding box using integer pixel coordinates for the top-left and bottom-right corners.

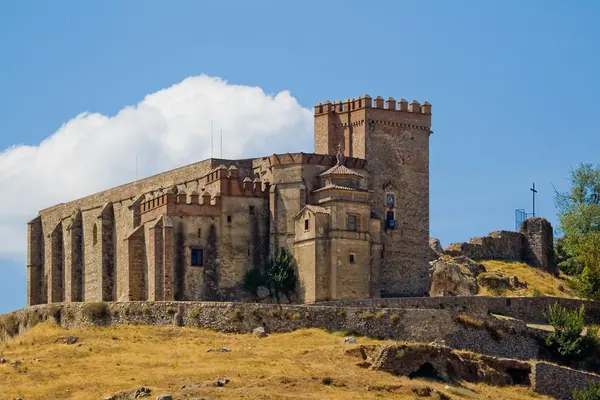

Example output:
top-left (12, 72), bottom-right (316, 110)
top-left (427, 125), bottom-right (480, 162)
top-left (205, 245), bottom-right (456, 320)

top-left (211, 120), bottom-right (214, 158)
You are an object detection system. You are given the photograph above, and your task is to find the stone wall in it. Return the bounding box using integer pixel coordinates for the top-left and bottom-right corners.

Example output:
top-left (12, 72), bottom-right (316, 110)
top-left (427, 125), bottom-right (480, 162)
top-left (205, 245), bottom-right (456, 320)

top-left (532, 362), bottom-right (600, 400)
top-left (446, 218), bottom-right (556, 274)
top-left (0, 301), bottom-right (540, 361)
top-left (316, 296), bottom-right (600, 324)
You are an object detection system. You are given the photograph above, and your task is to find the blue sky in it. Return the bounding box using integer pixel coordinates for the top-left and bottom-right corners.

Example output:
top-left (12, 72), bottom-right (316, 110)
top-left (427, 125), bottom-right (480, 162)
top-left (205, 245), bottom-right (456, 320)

top-left (1, 1), bottom-right (599, 313)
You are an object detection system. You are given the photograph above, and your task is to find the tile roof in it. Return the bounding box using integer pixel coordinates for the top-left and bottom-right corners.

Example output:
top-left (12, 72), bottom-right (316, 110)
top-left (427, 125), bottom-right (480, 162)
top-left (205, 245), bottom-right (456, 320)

top-left (313, 184), bottom-right (368, 193)
top-left (320, 164), bottom-right (364, 178)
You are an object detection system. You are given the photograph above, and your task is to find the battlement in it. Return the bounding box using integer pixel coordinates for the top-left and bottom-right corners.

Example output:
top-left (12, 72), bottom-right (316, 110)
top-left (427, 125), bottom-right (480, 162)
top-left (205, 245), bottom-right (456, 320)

top-left (314, 94), bottom-right (431, 116)
top-left (205, 164), bottom-right (269, 198)
top-left (140, 187), bottom-right (221, 215)
top-left (267, 152), bottom-right (367, 169)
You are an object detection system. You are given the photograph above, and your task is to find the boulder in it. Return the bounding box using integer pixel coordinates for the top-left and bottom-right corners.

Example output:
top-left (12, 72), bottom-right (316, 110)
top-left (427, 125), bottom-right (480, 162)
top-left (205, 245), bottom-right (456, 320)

top-left (478, 273), bottom-right (512, 290)
top-left (429, 257), bottom-right (485, 296)
top-left (156, 396), bottom-right (173, 400)
top-left (429, 238), bottom-right (443, 254)
top-left (253, 327), bottom-right (268, 338)
top-left (370, 343), bottom-right (531, 386)
top-left (343, 336), bottom-right (357, 344)
top-left (213, 378), bottom-right (230, 387)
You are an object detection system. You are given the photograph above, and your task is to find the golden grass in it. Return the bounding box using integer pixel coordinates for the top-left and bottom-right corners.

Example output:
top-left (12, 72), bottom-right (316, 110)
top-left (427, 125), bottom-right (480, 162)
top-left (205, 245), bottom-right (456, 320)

top-left (0, 323), bottom-right (552, 400)
top-left (479, 260), bottom-right (577, 298)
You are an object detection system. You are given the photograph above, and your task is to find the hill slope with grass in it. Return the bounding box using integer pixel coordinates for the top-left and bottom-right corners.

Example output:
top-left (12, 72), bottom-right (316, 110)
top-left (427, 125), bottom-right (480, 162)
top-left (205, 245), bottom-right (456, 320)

top-left (477, 260), bottom-right (577, 298)
top-left (0, 324), bottom-right (551, 400)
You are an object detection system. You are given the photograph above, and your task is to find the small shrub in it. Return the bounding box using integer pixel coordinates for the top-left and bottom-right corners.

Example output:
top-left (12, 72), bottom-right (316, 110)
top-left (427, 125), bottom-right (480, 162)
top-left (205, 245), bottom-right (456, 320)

top-left (546, 304), bottom-right (598, 360)
top-left (394, 350), bottom-right (405, 359)
top-left (531, 288), bottom-right (543, 297)
top-left (390, 313), bottom-right (401, 324)
top-left (573, 380), bottom-right (600, 400)
top-left (83, 302), bottom-right (109, 320)
top-left (188, 309), bottom-right (200, 320)
top-left (288, 312), bottom-right (302, 320)
top-left (266, 309), bottom-right (282, 319)
top-left (456, 314), bottom-right (484, 329)
top-left (374, 311), bottom-right (386, 320)
top-left (1, 314), bottom-right (18, 336)
top-left (166, 306), bottom-right (178, 315)
top-left (229, 309), bottom-right (245, 323)
top-left (361, 311), bottom-right (376, 320)
top-left (337, 309), bottom-right (347, 318)
top-left (141, 304), bottom-right (152, 317)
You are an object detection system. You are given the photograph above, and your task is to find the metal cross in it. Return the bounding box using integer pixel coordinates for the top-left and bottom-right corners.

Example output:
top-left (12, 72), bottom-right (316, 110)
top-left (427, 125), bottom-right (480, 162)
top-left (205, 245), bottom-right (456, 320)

top-left (530, 182), bottom-right (537, 218)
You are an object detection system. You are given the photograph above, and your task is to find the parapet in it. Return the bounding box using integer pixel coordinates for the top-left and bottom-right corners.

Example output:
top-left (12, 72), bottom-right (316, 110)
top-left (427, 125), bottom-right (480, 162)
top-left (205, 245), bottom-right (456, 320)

top-left (205, 165), bottom-right (269, 198)
top-left (314, 94), bottom-right (431, 116)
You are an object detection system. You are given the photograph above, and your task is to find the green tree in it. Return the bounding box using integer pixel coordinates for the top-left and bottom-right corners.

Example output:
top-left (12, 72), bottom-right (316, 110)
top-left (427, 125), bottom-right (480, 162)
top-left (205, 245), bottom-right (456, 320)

top-left (545, 304), bottom-right (598, 360)
top-left (555, 163), bottom-right (600, 297)
top-left (264, 247), bottom-right (297, 303)
top-left (573, 380), bottom-right (600, 400)
top-left (242, 248), bottom-right (297, 303)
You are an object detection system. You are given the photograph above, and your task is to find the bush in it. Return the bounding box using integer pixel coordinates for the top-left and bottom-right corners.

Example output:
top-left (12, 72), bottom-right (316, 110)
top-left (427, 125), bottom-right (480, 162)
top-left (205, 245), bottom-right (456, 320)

top-left (573, 380), bottom-right (600, 400)
top-left (546, 304), bottom-right (598, 360)
top-left (83, 302), bottom-right (109, 320)
top-left (456, 314), bottom-right (485, 329)
top-left (243, 268), bottom-right (265, 299)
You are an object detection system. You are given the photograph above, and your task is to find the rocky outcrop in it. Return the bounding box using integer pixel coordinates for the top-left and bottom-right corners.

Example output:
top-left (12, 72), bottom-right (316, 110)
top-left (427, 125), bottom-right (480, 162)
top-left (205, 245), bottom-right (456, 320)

top-left (368, 343), bottom-right (532, 386)
top-left (429, 257), bottom-right (486, 296)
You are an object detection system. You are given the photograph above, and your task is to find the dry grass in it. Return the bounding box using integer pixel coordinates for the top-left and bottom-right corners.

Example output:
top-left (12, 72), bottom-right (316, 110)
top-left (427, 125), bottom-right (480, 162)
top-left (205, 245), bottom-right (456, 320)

top-left (479, 260), bottom-right (577, 298)
top-left (0, 323), bottom-right (551, 400)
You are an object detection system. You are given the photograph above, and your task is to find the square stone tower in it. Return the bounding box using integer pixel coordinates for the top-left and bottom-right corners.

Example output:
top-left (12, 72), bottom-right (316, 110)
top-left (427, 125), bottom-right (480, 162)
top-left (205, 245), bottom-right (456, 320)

top-left (314, 95), bottom-right (432, 296)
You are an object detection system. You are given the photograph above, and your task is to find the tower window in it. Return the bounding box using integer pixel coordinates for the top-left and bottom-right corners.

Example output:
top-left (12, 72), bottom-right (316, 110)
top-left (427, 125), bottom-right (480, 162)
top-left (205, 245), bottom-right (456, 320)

top-left (197, 228), bottom-right (202, 238)
top-left (349, 254), bottom-right (356, 264)
top-left (191, 249), bottom-right (204, 266)
top-left (347, 215), bottom-right (357, 232)
top-left (249, 205), bottom-right (255, 215)
top-left (304, 219), bottom-right (309, 231)
top-left (227, 215), bottom-right (232, 224)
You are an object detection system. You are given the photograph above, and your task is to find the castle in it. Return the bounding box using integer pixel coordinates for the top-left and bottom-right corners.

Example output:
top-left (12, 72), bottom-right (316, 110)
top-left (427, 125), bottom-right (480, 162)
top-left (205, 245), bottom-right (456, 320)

top-left (26, 95), bottom-right (432, 305)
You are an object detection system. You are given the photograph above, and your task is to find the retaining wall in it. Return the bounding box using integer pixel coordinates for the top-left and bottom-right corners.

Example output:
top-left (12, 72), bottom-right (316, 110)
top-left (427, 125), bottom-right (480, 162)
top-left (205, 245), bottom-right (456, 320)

top-left (316, 296), bottom-right (600, 324)
top-left (0, 301), bottom-right (541, 361)
top-left (532, 362), bottom-right (600, 400)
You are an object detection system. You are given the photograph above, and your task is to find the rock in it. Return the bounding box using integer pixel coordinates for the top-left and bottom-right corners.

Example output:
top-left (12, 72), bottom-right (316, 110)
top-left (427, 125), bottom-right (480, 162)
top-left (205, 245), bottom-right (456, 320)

top-left (343, 336), bottom-right (357, 344)
top-left (62, 336), bottom-right (79, 345)
top-left (412, 386), bottom-right (433, 396)
top-left (429, 257), bottom-right (483, 296)
top-left (213, 378), bottom-right (230, 387)
top-left (558, 284), bottom-right (565, 292)
top-left (256, 285), bottom-right (270, 299)
top-left (509, 275), bottom-right (527, 289)
top-left (156, 395), bottom-right (173, 400)
top-left (370, 343), bottom-right (531, 387)
top-left (220, 347), bottom-right (231, 352)
top-left (429, 238), bottom-right (443, 254)
top-left (478, 273), bottom-right (512, 290)
top-left (0, 356), bottom-right (6, 364)
top-left (134, 386), bottom-right (152, 398)
top-left (11, 360), bottom-right (21, 369)
top-left (253, 327), bottom-right (268, 338)
top-left (452, 256), bottom-right (486, 276)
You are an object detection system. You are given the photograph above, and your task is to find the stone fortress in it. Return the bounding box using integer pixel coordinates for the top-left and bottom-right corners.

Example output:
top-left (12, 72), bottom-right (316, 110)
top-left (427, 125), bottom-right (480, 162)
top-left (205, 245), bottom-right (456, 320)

top-left (27, 94), bottom-right (433, 306)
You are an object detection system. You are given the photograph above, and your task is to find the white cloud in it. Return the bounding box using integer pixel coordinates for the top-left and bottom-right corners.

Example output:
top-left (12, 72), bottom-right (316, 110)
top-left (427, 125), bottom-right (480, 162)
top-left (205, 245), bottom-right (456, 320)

top-left (0, 75), bottom-right (313, 261)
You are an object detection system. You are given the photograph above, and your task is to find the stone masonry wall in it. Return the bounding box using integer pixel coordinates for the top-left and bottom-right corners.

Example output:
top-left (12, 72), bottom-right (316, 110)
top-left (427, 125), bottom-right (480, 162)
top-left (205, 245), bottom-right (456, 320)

top-left (316, 296), bottom-right (600, 324)
top-left (532, 362), bottom-right (600, 400)
top-left (1, 301), bottom-right (540, 361)
top-left (446, 217), bottom-right (556, 274)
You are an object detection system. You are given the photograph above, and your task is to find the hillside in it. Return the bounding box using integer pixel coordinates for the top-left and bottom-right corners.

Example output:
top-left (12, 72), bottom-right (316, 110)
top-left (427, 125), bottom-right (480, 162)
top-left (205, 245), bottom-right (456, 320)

top-left (0, 323), bottom-right (550, 400)
top-left (477, 260), bottom-right (577, 298)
